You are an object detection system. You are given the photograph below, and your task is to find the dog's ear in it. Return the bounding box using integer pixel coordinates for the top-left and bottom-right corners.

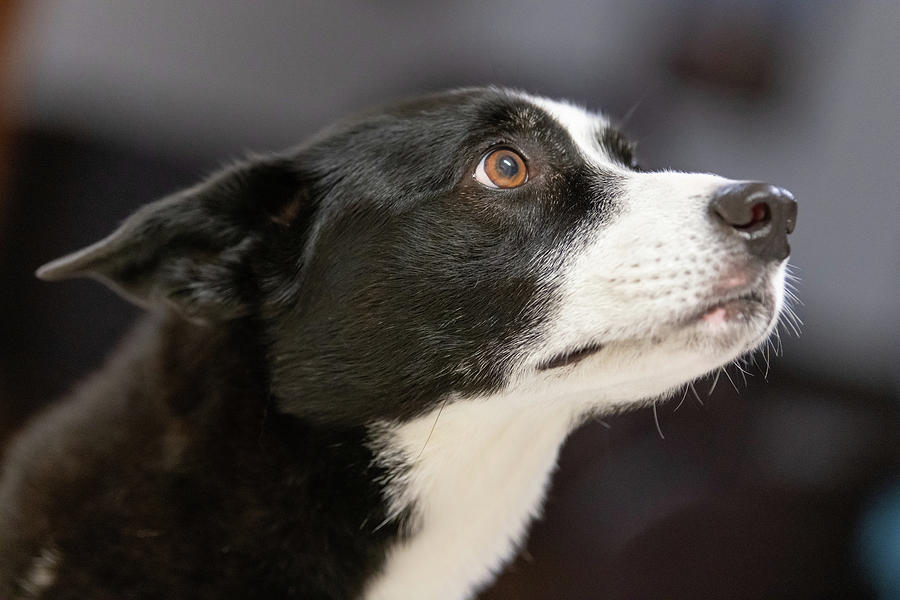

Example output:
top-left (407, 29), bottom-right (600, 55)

top-left (36, 155), bottom-right (310, 320)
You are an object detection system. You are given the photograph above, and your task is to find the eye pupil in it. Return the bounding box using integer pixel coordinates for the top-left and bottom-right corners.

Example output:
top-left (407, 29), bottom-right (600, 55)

top-left (496, 155), bottom-right (519, 178)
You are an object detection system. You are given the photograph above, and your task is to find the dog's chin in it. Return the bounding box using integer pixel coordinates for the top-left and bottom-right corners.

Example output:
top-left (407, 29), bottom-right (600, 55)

top-left (540, 287), bottom-right (779, 371)
top-left (531, 279), bottom-right (785, 408)
top-left (680, 288), bottom-right (779, 353)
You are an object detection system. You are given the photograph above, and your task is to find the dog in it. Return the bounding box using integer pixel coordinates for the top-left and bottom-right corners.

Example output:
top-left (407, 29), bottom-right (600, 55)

top-left (0, 87), bottom-right (796, 599)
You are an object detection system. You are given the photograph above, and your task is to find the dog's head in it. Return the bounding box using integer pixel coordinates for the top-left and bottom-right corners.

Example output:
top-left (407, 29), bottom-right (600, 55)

top-left (38, 87), bottom-right (796, 424)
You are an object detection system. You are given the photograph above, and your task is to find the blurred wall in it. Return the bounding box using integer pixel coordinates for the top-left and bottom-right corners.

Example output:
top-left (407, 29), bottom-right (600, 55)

top-left (0, 0), bottom-right (20, 201)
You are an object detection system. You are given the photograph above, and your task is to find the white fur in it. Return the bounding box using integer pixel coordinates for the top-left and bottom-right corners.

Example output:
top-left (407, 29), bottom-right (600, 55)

top-left (362, 96), bottom-right (789, 600)
top-left (521, 93), bottom-right (612, 164)
top-left (19, 547), bottom-right (61, 598)
top-left (519, 95), bottom-right (787, 406)
top-left (530, 169), bottom-right (787, 404)
top-left (365, 392), bottom-right (582, 600)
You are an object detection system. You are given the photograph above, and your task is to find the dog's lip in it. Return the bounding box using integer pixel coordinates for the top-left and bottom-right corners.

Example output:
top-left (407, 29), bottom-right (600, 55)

top-left (537, 342), bottom-right (604, 371)
top-left (537, 287), bottom-right (771, 372)
top-left (689, 288), bottom-right (767, 323)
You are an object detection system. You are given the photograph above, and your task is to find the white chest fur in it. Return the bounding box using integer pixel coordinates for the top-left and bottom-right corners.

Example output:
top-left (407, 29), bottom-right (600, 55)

top-left (363, 393), bottom-right (582, 600)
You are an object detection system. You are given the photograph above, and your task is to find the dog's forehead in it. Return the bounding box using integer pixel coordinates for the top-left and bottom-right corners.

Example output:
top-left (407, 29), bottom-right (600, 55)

top-left (515, 92), bottom-right (613, 164)
top-left (371, 87), bottom-right (614, 159)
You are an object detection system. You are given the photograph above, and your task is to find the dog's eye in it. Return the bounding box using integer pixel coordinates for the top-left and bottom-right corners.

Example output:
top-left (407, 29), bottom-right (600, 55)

top-left (474, 148), bottom-right (528, 189)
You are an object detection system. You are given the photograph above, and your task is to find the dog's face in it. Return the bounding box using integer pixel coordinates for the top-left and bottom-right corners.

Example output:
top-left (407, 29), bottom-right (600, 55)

top-left (38, 87), bottom-right (795, 424)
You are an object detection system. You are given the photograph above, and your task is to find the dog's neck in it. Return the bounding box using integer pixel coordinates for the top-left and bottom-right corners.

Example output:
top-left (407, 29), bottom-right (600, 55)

top-left (363, 390), bottom-right (585, 600)
top-left (107, 313), bottom-right (403, 598)
top-left (146, 313), bottom-right (583, 600)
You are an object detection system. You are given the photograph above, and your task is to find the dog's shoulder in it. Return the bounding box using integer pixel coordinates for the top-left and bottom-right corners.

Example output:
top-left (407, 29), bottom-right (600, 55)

top-left (0, 315), bottom-right (187, 595)
top-left (0, 311), bottom-right (398, 599)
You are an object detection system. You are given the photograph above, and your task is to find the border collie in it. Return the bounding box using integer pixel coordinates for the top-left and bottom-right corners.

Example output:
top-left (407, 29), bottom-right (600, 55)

top-left (0, 87), bottom-right (796, 600)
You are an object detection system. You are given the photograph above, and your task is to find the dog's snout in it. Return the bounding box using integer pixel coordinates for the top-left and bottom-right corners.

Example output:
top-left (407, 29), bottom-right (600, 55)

top-left (709, 181), bottom-right (797, 262)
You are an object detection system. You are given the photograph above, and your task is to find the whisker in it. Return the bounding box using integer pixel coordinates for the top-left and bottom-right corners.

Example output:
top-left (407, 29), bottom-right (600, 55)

top-left (708, 369), bottom-right (722, 396)
top-left (722, 367), bottom-right (740, 394)
top-left (781, 306), bottom-right (803, 337)
top-left (619, 87), bottom-right (657, 129)
top-left (673, 386), bottom-right (689, 412)
top-left (783, 288), bottom-right (803, 305)
top-left (750, 351), bottom-right (762, 373)
top-left (732, 361), bottom-right (748, 386)
top-left (689, 382), bottom-right (704, 406)
top-left (415, 396), bottom-right (448, 461)
top-left (588, 413), bottom-right (613, 429)
top-left (653, 399), bottom-right (666, 440)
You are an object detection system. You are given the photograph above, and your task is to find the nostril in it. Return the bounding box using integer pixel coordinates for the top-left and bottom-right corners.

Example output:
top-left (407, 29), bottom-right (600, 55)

top-left (710, 182), bottom-right (783, 232)
top-left (734, 202), bottom-right (770, 230)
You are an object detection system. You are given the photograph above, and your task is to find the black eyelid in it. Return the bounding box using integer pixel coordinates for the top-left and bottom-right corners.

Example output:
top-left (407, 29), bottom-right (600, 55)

top-left (483, 144), bottom-right (529, 165)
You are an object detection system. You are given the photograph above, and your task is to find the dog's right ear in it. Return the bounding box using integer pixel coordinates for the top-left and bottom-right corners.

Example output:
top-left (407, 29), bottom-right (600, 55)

top-left (36, 155), bottom-right (312, 320)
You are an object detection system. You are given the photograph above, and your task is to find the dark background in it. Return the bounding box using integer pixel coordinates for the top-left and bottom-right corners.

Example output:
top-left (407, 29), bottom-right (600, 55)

top-left (1, 2), bottom-right (898, 598)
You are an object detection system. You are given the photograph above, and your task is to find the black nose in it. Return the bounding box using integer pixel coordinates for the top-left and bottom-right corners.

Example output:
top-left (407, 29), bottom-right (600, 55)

top-left (709, 181), bottom-right (797, 262)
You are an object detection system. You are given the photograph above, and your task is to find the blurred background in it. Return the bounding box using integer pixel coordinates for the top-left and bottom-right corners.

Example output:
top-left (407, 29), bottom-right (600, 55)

top-left (0, 1), bottom-right (897, 598)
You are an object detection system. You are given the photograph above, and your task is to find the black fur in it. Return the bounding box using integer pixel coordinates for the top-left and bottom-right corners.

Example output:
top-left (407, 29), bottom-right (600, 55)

top-left (0, 315), bottom-right (399, 599)
top-left (0, 87), bottom-right (628, 598)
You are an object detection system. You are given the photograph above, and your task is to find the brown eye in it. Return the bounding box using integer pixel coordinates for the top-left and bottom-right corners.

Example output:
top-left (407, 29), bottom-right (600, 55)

top-left (474, 148), bottom-right (528, 189)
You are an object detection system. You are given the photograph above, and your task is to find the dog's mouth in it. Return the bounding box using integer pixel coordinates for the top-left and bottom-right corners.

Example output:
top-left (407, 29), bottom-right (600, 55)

top-left (537, 287), bottom-right (773, 372)
top-left (690, 289), bottom-right (768, 325)
top-left (537, 342), bottom-right (605, 371)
